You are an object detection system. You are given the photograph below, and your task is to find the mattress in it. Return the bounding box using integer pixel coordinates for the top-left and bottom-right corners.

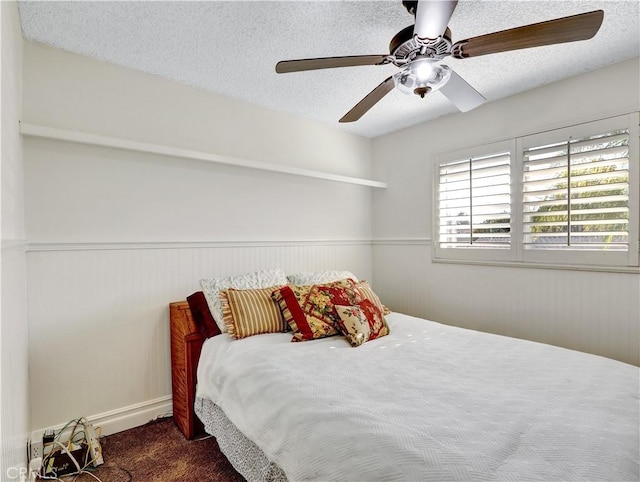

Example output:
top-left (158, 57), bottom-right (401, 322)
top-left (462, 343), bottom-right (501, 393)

top-left (196, 312), bottom-right (640, 481)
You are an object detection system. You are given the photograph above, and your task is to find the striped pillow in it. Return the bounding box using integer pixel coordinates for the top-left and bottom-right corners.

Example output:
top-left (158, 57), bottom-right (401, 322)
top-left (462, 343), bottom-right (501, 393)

top-left (220, 286), bottom-right (287, 339)
top-left (357, 281), bottom-right (391, 315)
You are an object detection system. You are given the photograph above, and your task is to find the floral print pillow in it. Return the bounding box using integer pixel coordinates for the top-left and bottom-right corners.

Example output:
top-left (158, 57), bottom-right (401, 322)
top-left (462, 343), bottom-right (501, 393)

top-left (272, 278), bottom-right (361, 342)
top-left (335, 300), bottom-right (390, 347)
top-left (271, 284), bottom-right (315, 336)
top-left (303, 281), bottom-right (362, 329)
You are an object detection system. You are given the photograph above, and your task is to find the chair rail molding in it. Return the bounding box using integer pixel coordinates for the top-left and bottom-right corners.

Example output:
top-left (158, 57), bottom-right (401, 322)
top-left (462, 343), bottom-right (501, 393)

top-left (372, 238), bottom-right (432, 245)
top-left (26, 239), bottom-right (374, 252)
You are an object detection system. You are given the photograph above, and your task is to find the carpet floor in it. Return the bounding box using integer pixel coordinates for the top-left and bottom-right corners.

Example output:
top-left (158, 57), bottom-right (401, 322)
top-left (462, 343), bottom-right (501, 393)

top-left (69, 417), bottom-right (245, 482)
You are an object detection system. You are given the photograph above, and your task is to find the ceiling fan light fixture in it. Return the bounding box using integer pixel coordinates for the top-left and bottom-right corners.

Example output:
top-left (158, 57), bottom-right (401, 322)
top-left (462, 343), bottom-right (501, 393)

top-left (393, 59), bottom-right (451, 97)
top-left (414, 60), bottom-right (435, 81)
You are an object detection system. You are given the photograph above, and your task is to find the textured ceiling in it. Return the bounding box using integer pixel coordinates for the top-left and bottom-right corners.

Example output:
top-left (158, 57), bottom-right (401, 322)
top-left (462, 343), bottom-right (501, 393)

top-left (17, 1), bottom-right (640, 138)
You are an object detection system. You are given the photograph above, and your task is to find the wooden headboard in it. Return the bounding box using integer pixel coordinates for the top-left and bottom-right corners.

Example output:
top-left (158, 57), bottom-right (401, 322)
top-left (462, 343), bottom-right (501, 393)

top-left (169, 301), bottom-right (206, 440)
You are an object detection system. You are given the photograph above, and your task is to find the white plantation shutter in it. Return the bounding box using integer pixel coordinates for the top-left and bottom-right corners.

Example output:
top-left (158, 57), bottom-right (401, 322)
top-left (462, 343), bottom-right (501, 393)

top-left (438, 149), bottom-right (511, 249)
top-left (434, 113), bottom-right (638, 269)
top-left (522, 129), bottom-right (630, 252)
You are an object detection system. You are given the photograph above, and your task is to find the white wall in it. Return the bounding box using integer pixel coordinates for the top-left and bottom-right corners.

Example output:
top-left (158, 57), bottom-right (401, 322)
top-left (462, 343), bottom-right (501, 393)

top-left (373, 58), bottom-right (640, 366)
top-left (23, 42), bottom-right (375, 434)
top-left (21, 38), bottom-right (639, 443)
top-left (1, 0), bottom-right (29, 477)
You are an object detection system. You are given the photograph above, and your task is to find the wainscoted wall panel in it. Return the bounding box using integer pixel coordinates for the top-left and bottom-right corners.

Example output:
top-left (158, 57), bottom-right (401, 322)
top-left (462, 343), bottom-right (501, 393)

top-left (1, 243), bottom-right (29, 473)
top-left (373, 242), bottom-right (639, 366)
top-left (27, 242), bottom-right (372, 433)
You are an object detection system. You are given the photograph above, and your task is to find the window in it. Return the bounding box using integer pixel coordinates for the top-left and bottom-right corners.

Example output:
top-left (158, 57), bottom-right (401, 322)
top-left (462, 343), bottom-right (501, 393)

top-left (522, 130), bottom-right (630, 251)
top-left (437, 142), bottom-right (512, 260)
top-left (434, 114), bottom-right (639, 269)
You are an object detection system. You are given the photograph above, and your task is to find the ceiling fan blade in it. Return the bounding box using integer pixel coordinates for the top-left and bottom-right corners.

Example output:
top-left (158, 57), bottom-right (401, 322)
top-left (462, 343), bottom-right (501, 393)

top-left (414, 0), bottom-right (458, 40)
top-left (276, 55), bottom-right (388, 74)
top-left (452, 10), bottom-right (604, 59)
top-left (339, 76), bottom-right (395, 123)
top-left (439, 70), bottom-right (486, 112)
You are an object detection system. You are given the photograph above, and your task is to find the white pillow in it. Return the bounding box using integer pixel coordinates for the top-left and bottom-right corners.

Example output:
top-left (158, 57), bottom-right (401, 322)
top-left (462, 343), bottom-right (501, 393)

top-left (200, 268), bottom-right (288, 333)
top-left (286, 270), bottom-right (359, 285)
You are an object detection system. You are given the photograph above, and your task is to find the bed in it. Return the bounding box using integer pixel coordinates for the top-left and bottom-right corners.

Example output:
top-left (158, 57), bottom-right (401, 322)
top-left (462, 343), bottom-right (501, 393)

top-left (169, 277), bottom-right (639, 482)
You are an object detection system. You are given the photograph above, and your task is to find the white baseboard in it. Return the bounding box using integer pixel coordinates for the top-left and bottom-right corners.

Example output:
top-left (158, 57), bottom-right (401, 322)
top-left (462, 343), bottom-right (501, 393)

top-left (30, 395), bottom-right (173, 442)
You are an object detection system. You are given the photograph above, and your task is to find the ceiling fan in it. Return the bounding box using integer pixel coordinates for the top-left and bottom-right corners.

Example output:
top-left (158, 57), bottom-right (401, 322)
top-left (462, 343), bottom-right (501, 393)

top-left (275, 1), bottom-right (604, 123)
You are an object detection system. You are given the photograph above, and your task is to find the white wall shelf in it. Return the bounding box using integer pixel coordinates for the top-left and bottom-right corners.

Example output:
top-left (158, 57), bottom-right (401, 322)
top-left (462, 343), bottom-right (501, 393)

top-left (20, 123), bottom-right (387, 189)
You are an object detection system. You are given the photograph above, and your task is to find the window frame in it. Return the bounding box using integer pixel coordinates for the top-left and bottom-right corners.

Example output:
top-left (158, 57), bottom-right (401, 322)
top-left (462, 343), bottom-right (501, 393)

top-left (433, 113), bottom-right (639, 271)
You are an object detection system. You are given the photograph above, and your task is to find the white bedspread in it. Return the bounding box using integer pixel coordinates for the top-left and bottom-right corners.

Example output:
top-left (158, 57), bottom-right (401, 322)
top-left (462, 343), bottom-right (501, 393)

top-left (196, 313), bottom-right (639, 481)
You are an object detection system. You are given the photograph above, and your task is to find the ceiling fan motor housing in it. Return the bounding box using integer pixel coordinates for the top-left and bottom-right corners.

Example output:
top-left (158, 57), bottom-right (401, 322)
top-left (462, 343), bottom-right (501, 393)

top-left (390, 25), bottom-right (452, 64)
